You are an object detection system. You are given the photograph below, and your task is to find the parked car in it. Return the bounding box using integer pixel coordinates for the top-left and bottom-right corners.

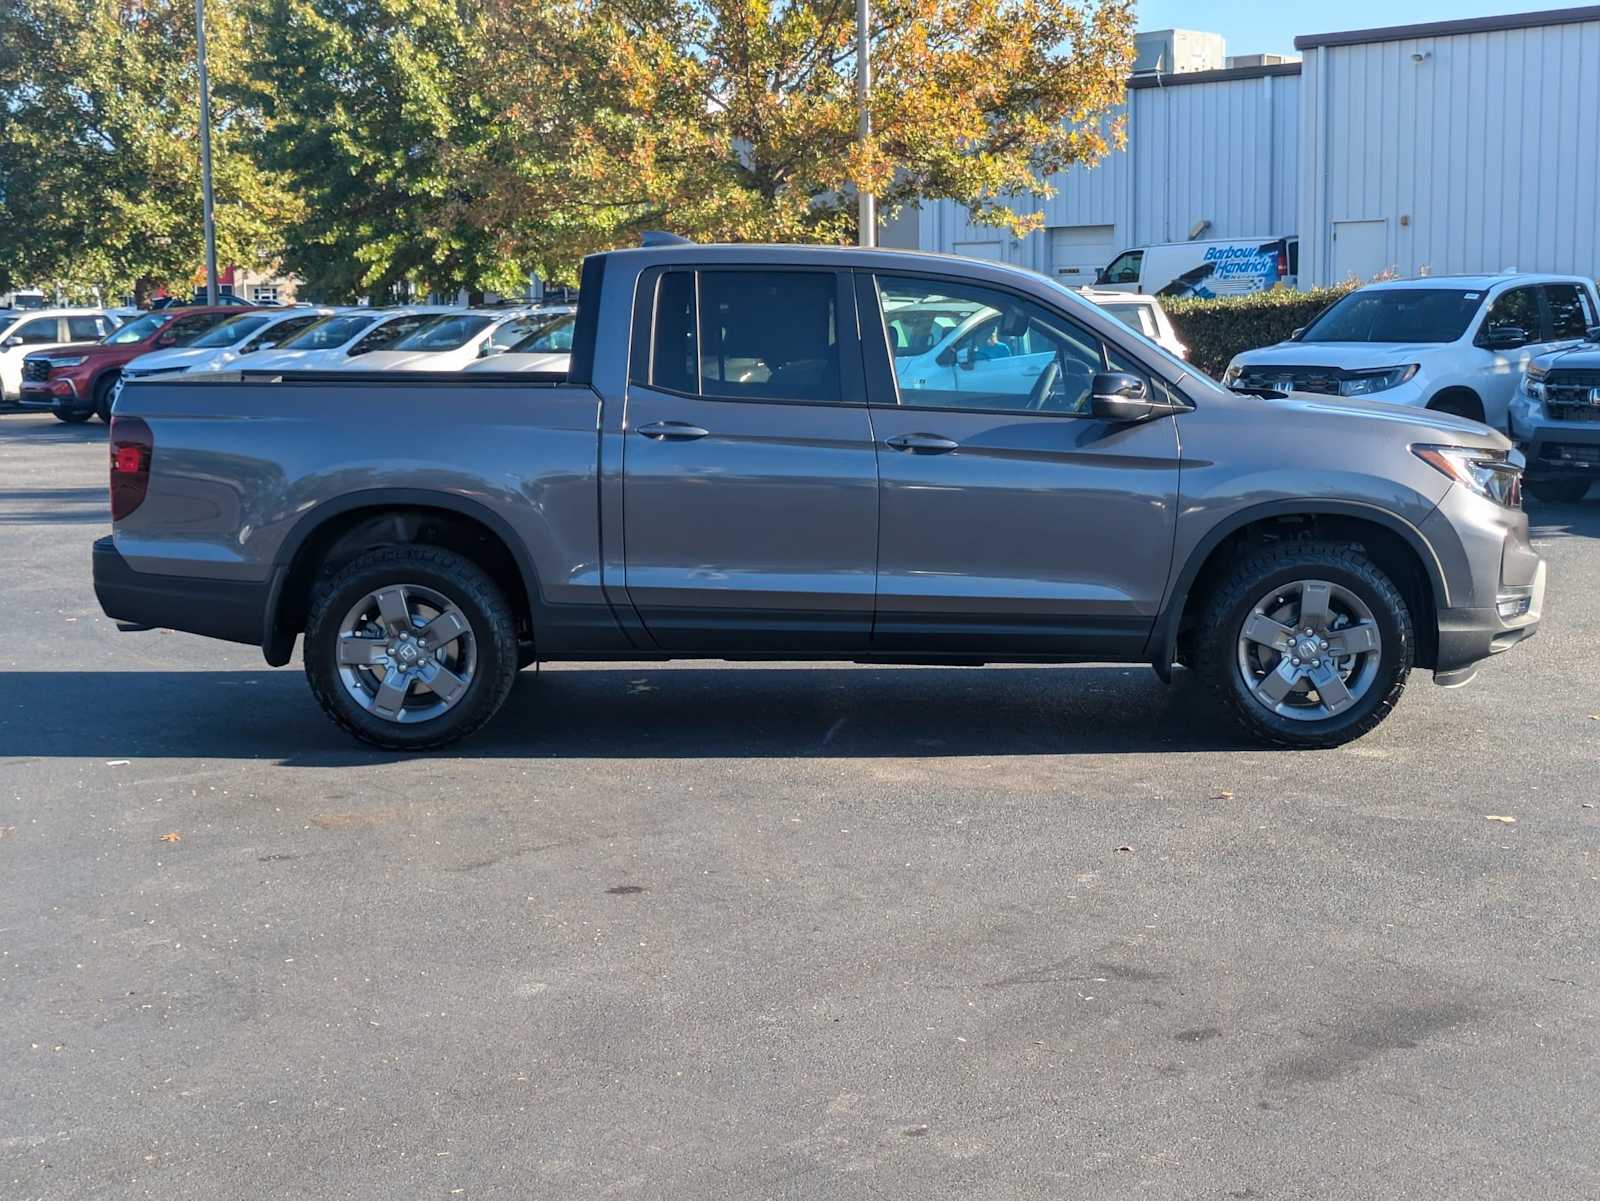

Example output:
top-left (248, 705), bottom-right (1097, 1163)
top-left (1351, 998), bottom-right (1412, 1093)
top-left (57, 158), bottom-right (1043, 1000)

top-left (0, 289), bottom-right (49, 310)
top-left (461, 313), bottom-right (577, 374)
top-left (19, 305), bottom-right (252, 422)
top-left (1, 309), bottom-right (122, 403)
top-left (117, 308), bottom-right (336, 397)
top-left (1096, 237), bottom-right (1298, 298)
top-left (1222, 274), bottom-right (1600, 429)
top-left (246, 308), bottom-right (452, 372)
top-left (334, 309), bottom-right (544, 371)
top-left (1510, 322), bottom-right (1600, 503)
top-left (1077, 288), bottom-right (1187, 359)
top-left (97, 244), bottom-right (1542, 752)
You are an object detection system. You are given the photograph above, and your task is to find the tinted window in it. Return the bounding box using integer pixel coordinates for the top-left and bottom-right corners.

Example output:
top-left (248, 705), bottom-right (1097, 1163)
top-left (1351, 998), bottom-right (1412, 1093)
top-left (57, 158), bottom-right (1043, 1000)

top-left (256, 314), bottom-right (321, 346)
top-left (105, 312), bottom-right (167, 344)
top-left (392, 314), bottom-right (493, 352)
top-left (696, 271), bottom-right (839, 401)
top-left (67, 316), bottom-right (108, 340)
top-left (876, 276), bottom-right (1106, 414)
top-left (165, 313), bottom-right (228, 344)
top-left (11, 318), bottom-right (60, 344)
top-left (1482, 287), bottom-right (1544, 342)
top-left (283, 313), bottom-right (376, 349)
top-left (485, 316), bottom-right (543, 352)
top-left (1102, 251), bottom-right (1143, 285)
top-left (509, 315), bottom-right (575, 354)
top-left (1102, 303), bottom-right (1158, 338)
top-left (191, 314), bottom-right (273, 347)
top-left (351, 315), bottom-right (427, 354)
top-left (648, 272), bottom-right (697, 392)
top-left (1301, 288), bottom-right (1485, 343)
top-left (1544, 284), bottom-right (1595, 340)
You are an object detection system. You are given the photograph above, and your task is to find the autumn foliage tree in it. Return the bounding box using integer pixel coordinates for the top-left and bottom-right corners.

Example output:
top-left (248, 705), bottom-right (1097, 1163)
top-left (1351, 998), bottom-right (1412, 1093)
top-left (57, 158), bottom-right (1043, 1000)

top-left (464, 0), bottom-right (1136, 275)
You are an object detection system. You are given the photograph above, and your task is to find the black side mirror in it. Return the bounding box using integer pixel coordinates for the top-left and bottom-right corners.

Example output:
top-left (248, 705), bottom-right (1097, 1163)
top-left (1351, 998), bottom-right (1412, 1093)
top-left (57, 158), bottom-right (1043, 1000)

top-left (1586, 324), bottom-right (1600, 343)
top-left (1484, 326), bottom-right (1528, 351)
top-left (1090, 372), bottom-right (1166, 421)
top-left (1094, 268), bottom-right (1109, 285)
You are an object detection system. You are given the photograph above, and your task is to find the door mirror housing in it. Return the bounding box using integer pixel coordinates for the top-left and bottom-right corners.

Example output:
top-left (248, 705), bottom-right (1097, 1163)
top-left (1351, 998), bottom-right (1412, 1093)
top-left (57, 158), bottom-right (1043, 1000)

top-left (1089, 372), bottom-right (1179, 422)
top-left (1289, 326), bottom-right (1306, 342)
top-left (1585, 324), bottom-right (1600, 344)
top-left (1483, 326), bottom-right (1529, 351)
top-left (155, 332), bottom-right (178, 347)
top-left (2, 335), bottom-right (22, 349)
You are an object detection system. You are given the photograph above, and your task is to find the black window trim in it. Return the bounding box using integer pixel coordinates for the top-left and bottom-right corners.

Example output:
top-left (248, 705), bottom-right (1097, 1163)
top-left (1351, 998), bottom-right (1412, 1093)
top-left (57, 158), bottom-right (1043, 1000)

top-left (857, 267), bottom-right (1188, 421)
top-left (628, 264), bottom-right (866, 408)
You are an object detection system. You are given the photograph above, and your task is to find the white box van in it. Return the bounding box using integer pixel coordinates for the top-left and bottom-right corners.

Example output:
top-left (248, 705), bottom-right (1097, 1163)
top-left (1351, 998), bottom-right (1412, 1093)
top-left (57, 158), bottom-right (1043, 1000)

top-left (1095, 237), bottom-right (1298, 298)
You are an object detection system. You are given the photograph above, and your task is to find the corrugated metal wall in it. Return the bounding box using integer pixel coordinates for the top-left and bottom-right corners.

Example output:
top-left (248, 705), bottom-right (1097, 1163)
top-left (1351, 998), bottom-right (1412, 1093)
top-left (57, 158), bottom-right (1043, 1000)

top-left (914, 71), bottom-right (1301, 274)
top-left (1300, 16), bottom-right (1600, 285)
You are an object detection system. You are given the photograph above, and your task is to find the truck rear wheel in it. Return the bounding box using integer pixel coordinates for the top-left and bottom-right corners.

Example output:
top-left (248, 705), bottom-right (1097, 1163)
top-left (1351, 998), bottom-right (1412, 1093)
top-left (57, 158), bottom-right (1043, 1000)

top-left (304, 545), bottom-right (519, 750)
top-left (1192, 541), bottom-right (1413, 749)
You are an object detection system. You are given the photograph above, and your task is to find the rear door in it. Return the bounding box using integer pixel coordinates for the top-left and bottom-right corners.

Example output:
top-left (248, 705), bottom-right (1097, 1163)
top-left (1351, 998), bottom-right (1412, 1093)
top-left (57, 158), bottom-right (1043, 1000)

top-left (861, 271), bottom-right (1181, 657)
top-left (1475, 285), bottom-right (1547, 428)
top-left (620, 266), bottom-right (879, 652)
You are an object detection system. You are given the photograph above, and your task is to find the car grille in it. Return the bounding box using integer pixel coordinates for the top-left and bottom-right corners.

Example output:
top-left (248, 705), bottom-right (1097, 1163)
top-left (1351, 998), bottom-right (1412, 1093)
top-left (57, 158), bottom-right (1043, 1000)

top-left (1232, 366), bottom-right (1343, 396)
top-left (1537, 443), bottom-right (1600, 465)
top-left (21, 358), bottom-right (51, 383)
top-left (1544, 369), bottom-right (1600, 422)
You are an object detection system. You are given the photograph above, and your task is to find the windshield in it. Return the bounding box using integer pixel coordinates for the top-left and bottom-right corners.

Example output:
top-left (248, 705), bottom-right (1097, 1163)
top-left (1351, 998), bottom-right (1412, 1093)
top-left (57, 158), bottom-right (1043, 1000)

top-left (1100, 303), bottom-right (1159, 339)
top-left (280, 313), bottom-right (377, 349)
top-left (104, 312), bottom-right (168, 344)
top-left (190, 314), bottom-right (273, 348)
top-left (1300, 288), bottom-right (1485, 343)
top-left (393, 314), bottom-right (494, 352)
top-left (507, 315), bottom-right (576, 354)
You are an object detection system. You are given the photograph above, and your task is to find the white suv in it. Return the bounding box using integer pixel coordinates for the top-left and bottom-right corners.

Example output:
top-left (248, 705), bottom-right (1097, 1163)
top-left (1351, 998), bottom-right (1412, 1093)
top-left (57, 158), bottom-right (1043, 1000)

top-left (1222, 274), bottom-right (1600, 430)
top-left (1, 309), bottom-right (121, 401)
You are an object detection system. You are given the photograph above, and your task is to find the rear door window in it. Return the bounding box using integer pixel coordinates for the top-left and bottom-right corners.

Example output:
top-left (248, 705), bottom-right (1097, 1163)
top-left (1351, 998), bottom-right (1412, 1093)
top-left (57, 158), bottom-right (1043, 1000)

top-left (1543, 284), bottom-right (1596, 340)
top-left (67, 316), bottom-right (109, 340)
top-left (643, 270), bottom-right (843, 403)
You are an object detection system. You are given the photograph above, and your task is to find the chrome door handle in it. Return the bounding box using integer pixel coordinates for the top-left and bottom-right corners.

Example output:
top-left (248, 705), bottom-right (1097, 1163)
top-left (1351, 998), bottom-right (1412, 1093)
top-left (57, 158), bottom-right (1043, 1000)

top-left (884, 432), bottom-right (960, 454)
top-left (637, 421), bottom-right (710, 440)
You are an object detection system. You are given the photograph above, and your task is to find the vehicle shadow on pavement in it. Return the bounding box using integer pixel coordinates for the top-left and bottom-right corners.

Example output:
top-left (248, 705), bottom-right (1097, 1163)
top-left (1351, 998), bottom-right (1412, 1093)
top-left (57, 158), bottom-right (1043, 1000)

top-left (1525, 494), bottom-right (1600, 539)
top-left (0, 416), bottom-right (105, 444)
top-left (0, 665), bottom-right (1253, 763)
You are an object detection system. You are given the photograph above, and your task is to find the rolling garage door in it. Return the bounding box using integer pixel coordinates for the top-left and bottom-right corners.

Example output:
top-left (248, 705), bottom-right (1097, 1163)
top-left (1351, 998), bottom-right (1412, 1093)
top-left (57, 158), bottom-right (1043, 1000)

top-left (1048, 225), bottom-right (1117, 287)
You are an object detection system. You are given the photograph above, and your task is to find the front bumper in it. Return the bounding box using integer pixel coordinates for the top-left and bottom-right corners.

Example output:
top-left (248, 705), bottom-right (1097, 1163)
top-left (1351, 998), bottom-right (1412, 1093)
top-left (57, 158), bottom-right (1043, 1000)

top-left (93, 536), bottom-right (274, 648)
top-left (19, 377), bottom-right (87, 412)
top-left (1508, 404), bottom-right (1600, 480)
top-left (1419, 485), bottom-right (1545, 683)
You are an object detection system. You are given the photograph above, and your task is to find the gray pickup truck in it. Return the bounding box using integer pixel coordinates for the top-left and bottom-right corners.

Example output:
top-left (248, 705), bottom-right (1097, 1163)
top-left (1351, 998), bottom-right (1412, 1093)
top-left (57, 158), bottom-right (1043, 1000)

top-left (95, 244), bottom-right (1545, 750)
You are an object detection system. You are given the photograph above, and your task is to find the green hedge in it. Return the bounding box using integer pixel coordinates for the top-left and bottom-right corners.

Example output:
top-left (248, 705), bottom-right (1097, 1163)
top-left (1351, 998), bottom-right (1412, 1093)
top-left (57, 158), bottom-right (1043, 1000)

top-left (1163, 285), bottom-right (1356, 377)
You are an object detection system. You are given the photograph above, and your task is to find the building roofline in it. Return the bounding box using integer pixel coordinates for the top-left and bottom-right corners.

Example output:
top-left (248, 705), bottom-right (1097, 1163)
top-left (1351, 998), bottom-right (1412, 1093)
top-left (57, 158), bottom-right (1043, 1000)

top-left (1127, 61), bottom-right (1301, 90)
top-left (1295, 4), bottom-right (1600, 50)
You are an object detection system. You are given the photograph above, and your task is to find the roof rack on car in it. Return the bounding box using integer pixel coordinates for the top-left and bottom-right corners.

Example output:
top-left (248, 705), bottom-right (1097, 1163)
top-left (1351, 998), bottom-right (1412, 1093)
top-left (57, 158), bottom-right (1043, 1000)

top-left (640, 231), bottom-right (692, 247)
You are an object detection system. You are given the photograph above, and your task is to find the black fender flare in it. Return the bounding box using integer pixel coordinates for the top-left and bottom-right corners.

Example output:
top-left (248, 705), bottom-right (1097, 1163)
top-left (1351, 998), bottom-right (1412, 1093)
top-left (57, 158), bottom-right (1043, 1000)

top-left (261, 487), bottom-right (544, 666)
top-left (1146, 498), bottom-right (1449, 681)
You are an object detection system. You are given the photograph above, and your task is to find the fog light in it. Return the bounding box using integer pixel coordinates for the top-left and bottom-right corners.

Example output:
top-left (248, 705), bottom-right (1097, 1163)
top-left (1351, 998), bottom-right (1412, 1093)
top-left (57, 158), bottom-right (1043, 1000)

top-left (1497, 595), bottom-right (1531, 619)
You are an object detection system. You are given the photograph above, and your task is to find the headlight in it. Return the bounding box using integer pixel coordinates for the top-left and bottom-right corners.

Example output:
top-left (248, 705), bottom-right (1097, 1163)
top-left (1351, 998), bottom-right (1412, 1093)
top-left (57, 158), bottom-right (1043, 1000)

top-left (1520, 366), bottom-right (1547, 400)
top-left (45, 356), bottom-right (86, 368)
top-left (1412, 444), bottom-right (1522, 508)
top-left (1339, 364), bottom-right (1419, 396)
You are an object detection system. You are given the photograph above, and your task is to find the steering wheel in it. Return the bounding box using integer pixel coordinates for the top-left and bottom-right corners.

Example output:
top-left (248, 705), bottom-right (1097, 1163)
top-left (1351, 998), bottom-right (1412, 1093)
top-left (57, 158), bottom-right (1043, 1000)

top-left (1028, 358), bottom-right (1061, 410)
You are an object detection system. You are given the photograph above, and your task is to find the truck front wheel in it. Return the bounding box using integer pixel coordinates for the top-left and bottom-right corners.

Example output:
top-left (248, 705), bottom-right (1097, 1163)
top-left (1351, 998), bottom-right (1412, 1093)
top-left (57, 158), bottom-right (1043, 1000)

top-left (1192, 542), bottom-right (1414, 748)
top-left (304, 545), bottom-right (520, 750)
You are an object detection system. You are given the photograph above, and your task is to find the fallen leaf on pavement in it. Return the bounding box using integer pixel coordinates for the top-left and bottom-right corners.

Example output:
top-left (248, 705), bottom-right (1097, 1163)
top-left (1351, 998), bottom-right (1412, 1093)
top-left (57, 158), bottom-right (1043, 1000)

top-left (158, 831), bottom-right (181, 843)
top-left (1212, 790), bottom-right (1234, 800)
top-left (1484, 815), bottom-right (1516, 824)
top-left (1114, 845), bottom-right (1134, 853)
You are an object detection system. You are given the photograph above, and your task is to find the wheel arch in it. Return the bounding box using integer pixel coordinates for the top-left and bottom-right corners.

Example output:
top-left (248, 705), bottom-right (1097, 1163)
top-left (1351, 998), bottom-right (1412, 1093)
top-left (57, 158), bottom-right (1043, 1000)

top-left (1426, 385), bottom-right (1486, 423)
top-left (1149, 500), bottom-right (1448, 681)
top-left (264, 489), bottom-right (541, 667)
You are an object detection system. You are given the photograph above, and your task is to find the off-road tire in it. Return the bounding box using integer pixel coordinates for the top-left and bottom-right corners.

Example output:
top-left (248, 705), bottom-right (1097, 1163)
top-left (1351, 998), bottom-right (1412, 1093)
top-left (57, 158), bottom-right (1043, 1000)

top-left (304, 545), bottom-right (519, 750)
top-left (1193, 541), bottom-right (1414, 749)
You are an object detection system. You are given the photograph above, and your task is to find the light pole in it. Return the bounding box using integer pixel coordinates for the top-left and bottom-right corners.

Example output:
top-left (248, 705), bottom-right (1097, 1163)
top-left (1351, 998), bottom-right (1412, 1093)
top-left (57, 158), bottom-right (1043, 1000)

top-left (856, 0), bottom-right (874, 247)
top-left (195, 0), bottom-right (219, 304)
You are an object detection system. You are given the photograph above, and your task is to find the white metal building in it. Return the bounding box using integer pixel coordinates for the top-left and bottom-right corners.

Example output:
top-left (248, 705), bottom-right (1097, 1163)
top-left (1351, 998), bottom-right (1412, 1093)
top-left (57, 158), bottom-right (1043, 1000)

top-left (900, 4), bottom-right (1600, 291)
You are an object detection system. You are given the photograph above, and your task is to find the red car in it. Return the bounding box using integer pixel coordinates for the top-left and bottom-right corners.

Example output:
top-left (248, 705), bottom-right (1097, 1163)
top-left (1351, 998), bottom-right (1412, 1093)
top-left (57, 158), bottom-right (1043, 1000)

top-left (19, 305), bottom-right (256, 422)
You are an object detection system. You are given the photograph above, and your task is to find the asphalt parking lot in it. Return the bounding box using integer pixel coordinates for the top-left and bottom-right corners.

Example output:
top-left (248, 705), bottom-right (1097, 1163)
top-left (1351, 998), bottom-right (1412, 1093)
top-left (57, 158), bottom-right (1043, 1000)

top-left (2, 410), bottom-right (1598, 1200)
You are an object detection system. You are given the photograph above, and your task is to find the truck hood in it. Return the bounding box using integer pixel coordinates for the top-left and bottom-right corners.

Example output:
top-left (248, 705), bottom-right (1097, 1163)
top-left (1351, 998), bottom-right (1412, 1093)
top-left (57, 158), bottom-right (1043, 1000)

top-left (462, 351), bottom-right (570, 374)
top-left (336, 349), bottom-right (457, 371)
top-left (1233, 341), bottom-right (1443, 370)
top-left (1251, 390), bottom-right (1509, 450)
top-left (1530, 342), bottom-right (1600, 371)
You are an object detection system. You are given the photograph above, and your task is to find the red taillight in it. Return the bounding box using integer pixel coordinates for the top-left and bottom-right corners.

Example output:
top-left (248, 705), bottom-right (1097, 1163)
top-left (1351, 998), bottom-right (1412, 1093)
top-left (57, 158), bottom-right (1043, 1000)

top-left (109, 416), bottom-right (153, 521)
top-left (1277, 247), bottom-right (1289, 277)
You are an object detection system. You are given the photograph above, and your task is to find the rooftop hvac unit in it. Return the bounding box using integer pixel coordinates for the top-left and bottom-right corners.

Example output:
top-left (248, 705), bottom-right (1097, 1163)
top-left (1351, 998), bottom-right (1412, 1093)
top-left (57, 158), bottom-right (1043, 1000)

top-left (1133, 29), bottom-right (1227, 76)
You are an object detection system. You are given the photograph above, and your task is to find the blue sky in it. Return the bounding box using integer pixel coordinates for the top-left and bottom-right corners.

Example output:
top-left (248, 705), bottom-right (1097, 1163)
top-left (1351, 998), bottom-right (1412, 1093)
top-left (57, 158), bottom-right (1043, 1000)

top-left (1134, 0), bottom-right (1567, 57)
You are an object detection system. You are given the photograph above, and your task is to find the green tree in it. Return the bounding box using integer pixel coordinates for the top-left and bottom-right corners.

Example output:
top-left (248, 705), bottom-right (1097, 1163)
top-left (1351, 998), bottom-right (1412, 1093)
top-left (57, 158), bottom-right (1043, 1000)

top-left (462, 0), bottom-right (1136, 276)
top-left (0, 0), bottom-right (301, 303)
top-left (240, 0), bottom-right (527, 301)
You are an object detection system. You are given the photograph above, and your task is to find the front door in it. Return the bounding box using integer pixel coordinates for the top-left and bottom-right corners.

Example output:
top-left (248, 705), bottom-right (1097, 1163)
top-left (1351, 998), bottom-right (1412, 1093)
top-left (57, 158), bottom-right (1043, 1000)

top-left (862, 272), bottom-right (1181, 657)
top-left (621, 267), bottom-right (879, 652)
